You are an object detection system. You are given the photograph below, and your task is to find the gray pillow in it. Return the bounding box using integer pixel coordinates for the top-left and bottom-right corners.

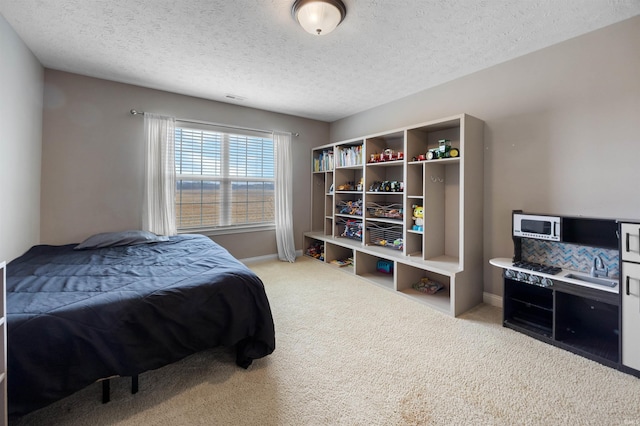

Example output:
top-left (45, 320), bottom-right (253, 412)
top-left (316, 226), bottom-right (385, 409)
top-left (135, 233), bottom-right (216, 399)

top-left (74, 230), bottom-right (170, 250)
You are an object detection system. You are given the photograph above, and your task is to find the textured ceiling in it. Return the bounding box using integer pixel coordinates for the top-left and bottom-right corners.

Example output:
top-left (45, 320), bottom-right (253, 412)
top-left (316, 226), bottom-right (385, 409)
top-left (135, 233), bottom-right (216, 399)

top-left (1, 0), bottom-right (639, 122)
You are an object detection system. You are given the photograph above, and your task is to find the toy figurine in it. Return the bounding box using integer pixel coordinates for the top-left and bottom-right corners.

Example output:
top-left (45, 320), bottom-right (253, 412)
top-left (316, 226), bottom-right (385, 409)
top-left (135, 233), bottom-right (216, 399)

top-left (412, 205), bottom-right (424, 231)
top-left (427, 139), bottom-right (459, 160)
top-left (383, 148), bottom-right (395, 161)
top-left (337, 181), bottom-right (354, 191)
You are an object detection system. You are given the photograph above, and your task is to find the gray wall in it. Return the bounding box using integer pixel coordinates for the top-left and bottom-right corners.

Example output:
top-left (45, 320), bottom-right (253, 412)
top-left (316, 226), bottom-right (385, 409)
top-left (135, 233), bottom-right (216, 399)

top-left (41, 70), bottom-right (328, 260)
top-left (3, 11), bottom-right (638, 297)
top-left (330, 16), bottom-right (640, 298)
top-left (0, 14), bottom-right (43, 263)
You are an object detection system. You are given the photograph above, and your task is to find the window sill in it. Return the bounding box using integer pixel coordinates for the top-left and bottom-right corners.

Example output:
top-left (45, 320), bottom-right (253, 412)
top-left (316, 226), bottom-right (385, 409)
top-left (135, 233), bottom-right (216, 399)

top-left (178, 224), bottom-right (276, 236)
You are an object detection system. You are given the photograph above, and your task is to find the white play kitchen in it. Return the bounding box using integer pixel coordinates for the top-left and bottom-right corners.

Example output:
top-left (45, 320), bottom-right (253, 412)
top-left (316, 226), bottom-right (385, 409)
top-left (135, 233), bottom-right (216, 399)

top-left (490, 211), bottom-right (640, 377)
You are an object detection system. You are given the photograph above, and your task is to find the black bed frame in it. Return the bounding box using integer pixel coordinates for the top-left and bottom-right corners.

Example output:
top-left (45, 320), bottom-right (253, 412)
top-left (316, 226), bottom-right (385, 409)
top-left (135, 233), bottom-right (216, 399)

top-left (101, 375), bottom-right (139, 403)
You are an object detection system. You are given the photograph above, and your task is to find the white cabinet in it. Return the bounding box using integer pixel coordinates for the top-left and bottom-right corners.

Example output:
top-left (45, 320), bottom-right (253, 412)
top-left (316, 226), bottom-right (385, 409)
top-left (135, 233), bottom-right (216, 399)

top-left (0, 262), bottom-right (6, 425)
top-left (621, 223), bottom-right (640, 263)
top-left (621, 223), bottom-right (640, 371)
top-left (305, 114), bottom-right (484, 316)
top-left (622, 261), bottom-right (640, 370)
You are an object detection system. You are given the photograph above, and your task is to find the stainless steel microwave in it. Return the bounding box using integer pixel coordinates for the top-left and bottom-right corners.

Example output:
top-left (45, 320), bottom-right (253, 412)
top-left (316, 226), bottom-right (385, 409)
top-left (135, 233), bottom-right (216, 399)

top-left (513, 213), bottom-right (561, 241)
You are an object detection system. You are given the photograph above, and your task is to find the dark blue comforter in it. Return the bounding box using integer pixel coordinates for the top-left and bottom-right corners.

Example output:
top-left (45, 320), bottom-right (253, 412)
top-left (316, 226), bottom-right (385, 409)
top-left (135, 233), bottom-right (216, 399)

top-left (6, 234), bottom-right (275, 415)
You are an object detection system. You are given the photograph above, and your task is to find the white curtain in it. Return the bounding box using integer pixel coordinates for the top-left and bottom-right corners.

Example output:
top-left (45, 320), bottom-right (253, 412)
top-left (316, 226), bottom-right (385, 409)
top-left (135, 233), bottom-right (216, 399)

top-left (142, 113), bottom-right (177, 236)
top-left (274, 131), bottom-right (297, 262)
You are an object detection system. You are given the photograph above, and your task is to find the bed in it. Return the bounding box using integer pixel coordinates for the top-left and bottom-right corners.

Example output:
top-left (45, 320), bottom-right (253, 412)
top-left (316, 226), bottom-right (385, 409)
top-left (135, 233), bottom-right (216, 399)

top-left (6, 232), bottom-right (276, 416)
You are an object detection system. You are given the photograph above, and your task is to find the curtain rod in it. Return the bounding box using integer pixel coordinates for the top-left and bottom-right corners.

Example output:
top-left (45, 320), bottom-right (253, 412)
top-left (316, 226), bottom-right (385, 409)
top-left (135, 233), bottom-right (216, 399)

top-left (129, 109), bottom-right (299, 137)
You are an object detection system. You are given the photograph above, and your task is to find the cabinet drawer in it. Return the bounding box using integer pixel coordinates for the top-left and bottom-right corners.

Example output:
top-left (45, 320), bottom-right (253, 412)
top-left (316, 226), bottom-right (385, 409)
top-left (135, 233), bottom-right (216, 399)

top-left (621, 223), bottom-right (640, 263)
top-left (622, 261), bottom-right (640, 371)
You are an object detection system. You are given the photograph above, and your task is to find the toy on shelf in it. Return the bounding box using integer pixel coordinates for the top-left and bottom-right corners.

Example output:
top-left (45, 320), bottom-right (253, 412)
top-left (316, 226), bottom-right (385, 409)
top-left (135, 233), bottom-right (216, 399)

top-left (368, 222), bottom-right (404, 250)
top-left (372, 238), bottom-right (404, 250)
top-left (391, 238), bottom-right (404, 250)
top-left (331, 257), bottom-right (353, 267)
top-left (336, 199), bottom-right (363, 216)
top-left (306, 241), bottom-right (324, 261)
top-left (412, 205), bottom-right (424, 231)
top-left (376, 259), bottom-right (393, 274)
top-left (356, 177), bottom-right (364, 192)
top-left (314, 149), bottom-right (334, 171)
top-left (337, 181), bottom-right (355, 191)
top-left (367, 202), bottom-right (403, 219)
top-left (341, 219), bottom-right (363, 241)
top-left (412, 278), bottom-right (444, 294)
top-left (368, 148), bottom-right (404, 163)
top-left (427, 139), bottom-right (460, 160)
top-left (368, 180), bottom-right (404, 193)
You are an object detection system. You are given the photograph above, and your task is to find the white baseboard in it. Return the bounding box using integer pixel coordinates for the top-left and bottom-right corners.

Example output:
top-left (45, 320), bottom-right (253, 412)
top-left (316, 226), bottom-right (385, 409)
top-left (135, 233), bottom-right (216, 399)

top-left (241, 254), bottom-right (279, 264)
top-left (241, 250), bottom-right (303, 265)
top-left (483, 292), bottom-right (503, 308)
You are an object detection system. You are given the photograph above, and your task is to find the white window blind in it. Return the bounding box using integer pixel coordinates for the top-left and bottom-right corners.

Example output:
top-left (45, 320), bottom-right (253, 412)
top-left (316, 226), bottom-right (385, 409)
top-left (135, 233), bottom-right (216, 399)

top-left (175, 124), bottom-right (275, 232)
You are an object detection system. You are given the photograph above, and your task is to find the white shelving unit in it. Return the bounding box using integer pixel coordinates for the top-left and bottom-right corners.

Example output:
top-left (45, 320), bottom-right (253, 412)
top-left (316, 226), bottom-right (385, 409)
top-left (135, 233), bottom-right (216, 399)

top-left (305, 114), bottom-right (484, 316)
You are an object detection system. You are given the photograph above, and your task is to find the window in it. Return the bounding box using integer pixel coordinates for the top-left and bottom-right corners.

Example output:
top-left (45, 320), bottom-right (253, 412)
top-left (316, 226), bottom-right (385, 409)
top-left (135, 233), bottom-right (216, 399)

top-left (174, 123), bottom-right (275, 232)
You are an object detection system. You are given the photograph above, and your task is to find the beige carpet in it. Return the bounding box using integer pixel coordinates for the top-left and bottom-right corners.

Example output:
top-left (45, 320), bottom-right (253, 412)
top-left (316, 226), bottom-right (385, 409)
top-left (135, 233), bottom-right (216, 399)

top-left (12, 257), bottom-right (640, 425)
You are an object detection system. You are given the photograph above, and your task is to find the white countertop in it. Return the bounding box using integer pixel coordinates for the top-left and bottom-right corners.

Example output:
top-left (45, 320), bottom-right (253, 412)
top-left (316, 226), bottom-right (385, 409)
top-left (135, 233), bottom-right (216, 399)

top-left (490, 257), bottom-right (619, 294)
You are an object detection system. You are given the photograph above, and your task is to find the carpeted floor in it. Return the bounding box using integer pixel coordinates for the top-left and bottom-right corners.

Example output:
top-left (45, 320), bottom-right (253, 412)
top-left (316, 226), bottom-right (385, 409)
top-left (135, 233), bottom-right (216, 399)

top-left (11, 257), bottom-right (640, 425)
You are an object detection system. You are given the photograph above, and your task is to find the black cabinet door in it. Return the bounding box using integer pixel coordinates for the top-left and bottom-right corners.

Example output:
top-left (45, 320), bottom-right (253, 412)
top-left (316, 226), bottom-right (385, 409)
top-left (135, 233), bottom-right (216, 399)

top-left (503, 278), bottom-right (553, 337)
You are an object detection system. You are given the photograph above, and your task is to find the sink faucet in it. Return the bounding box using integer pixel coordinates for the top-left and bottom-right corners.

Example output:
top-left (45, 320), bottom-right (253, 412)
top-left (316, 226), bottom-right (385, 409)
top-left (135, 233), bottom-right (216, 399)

top-left (591, 255), bottom-right (609, 278)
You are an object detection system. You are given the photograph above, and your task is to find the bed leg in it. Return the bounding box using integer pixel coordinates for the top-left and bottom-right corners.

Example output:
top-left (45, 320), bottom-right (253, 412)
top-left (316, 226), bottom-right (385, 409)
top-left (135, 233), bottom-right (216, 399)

top-left (131, 375), bottom-right (139, 394)
top-left (102, 379), bottom-right (110, 403)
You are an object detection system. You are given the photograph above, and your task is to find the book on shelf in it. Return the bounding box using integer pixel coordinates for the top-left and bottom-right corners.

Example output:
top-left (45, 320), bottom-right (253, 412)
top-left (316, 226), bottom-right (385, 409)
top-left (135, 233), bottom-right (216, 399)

top-left (314, 149), bottom-right (334, 172)
top-left (330, 257), bottom-right (353, 267)
top-left (337, 145), bottom-right (362, 167)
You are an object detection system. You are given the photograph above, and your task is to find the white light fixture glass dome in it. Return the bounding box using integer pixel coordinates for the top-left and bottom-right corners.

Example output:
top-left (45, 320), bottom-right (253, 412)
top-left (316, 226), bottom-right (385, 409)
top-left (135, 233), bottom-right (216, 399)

top-left (292, 0), bottom-right (346, 36)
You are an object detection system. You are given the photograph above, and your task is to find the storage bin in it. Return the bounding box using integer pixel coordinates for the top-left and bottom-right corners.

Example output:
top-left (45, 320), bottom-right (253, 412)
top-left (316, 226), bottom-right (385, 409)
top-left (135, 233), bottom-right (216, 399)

top-left (368, 223), bottom-right (403, 250)
top-left (338, 218), bottom-right (363, 241)
top-left (336, 199), bottom-right (363, 216)
top-left (366, 202), bottom-right (403, 219)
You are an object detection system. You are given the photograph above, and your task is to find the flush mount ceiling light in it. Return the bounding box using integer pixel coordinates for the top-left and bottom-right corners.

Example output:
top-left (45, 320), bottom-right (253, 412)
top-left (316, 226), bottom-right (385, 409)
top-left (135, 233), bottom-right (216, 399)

top-left (292, 0), bottom-right (347, 36)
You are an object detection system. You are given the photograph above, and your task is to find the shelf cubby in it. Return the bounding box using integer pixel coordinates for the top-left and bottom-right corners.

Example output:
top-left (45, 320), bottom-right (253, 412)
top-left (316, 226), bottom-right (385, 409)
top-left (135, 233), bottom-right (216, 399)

top-left (335, 193), bottom-right (363, 219)
top-left (335, 141), bottom-right (364, 168)
top-left (365, 131), bottom-right (404, 164)
top-left (312, 146), bottom-right (335, 172)
top-left (405, 162), bottom-right (424, 197)
top-left (311, 173), bottom-right (327, 232)
top-left (324, 217), bottom-right (333, 236)
top-left (365, 163), bottom-right (403, 194)
top-left (335, 217), bottom-right (363, 242)
top-left (396, 262), bottom-right (451, 314)
top-left (404, 231), bottom-right (423, 259)
top-left (324, 242), bottom-right (355, 272)
top-left (406, 119), bottom-right (462, 161)
top-left (303, 236), bottom-right (326, 262)
top-left (423, 161), bottom-right (460, 263)
top-left (355, 251), bottom-right (395, 291)
top-left (365, 222), bottom-right (404, 251)
top-left (334, 167), bottom-right (363, 193)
